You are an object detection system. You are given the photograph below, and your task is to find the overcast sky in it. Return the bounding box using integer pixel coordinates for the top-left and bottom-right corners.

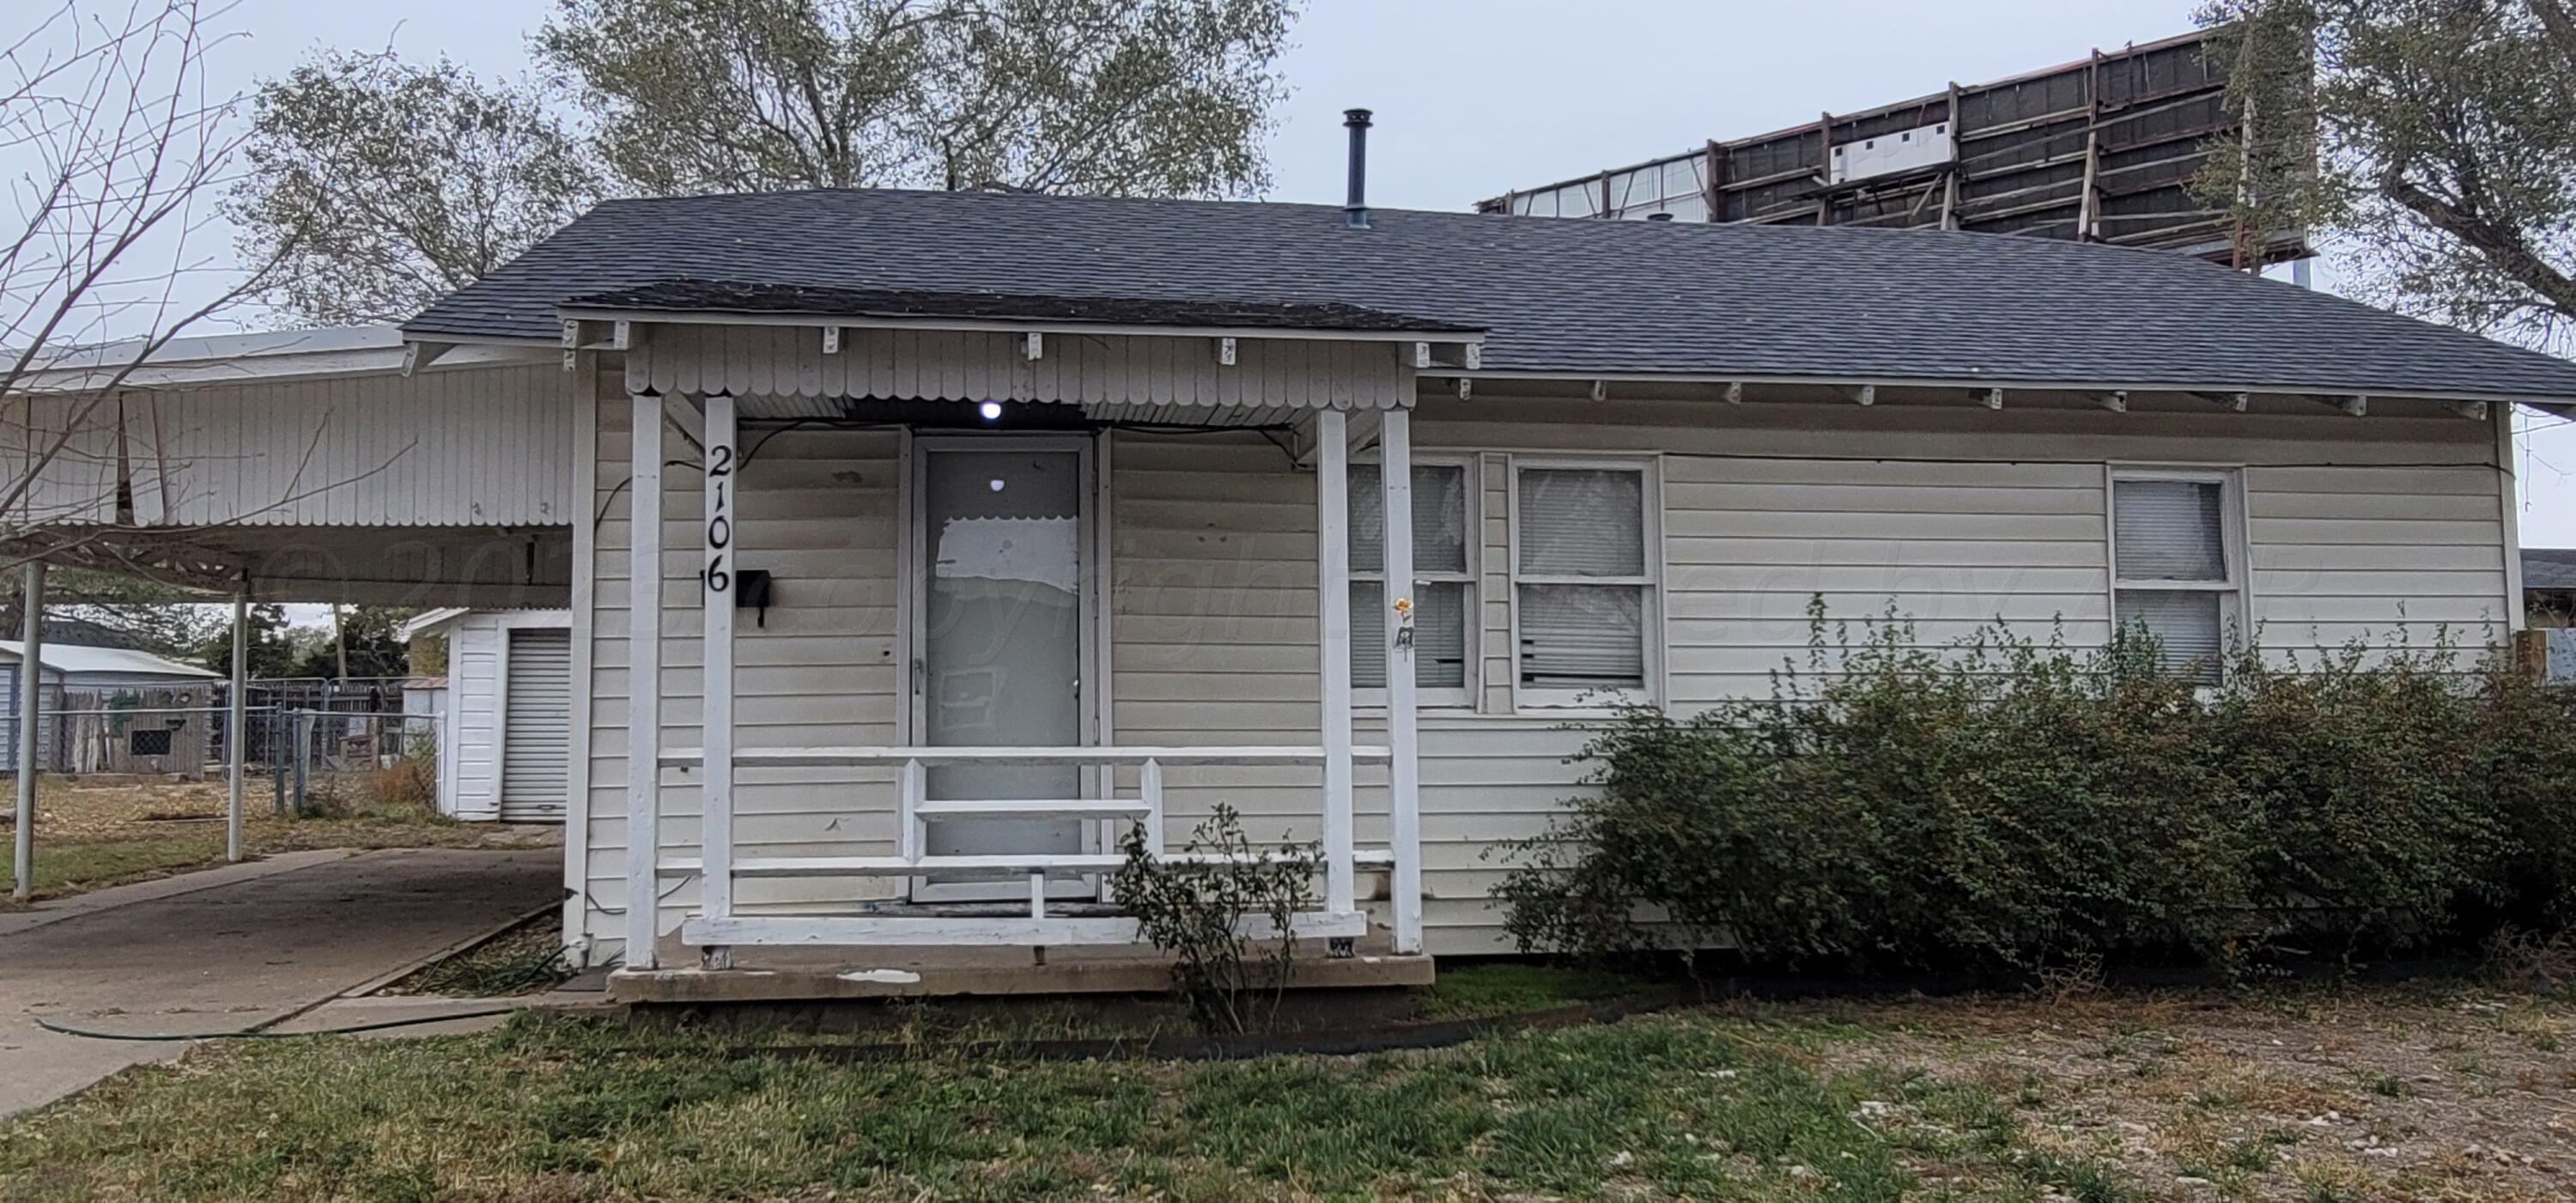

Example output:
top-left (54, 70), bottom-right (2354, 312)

top-left (31, 0), bottom-right (2576, 612)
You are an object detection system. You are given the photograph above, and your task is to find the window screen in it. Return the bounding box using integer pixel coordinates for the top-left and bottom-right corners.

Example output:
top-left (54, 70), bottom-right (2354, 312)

top-left (2111, 476), bottom-right (2235, 683)
top-left (1349, 464), bottom-right (1471, 691)
top-left (1352, 580), bottom-right (1469, 690)
top-left (2116, 590), bottom-right (2224, 681)
top-left (1518, 469), bottom-right (1643, 577)
top-left (1351, 465), bottom-right (1467, 574)
top-left (1516, 465), bottom-right (1651, 696)
top-left (1518, 584), bottom-right (1643, 690)
top-left (2114, 479), bottom-right (2226, 580)
top-left (128, 727), bottom-right (174, 756)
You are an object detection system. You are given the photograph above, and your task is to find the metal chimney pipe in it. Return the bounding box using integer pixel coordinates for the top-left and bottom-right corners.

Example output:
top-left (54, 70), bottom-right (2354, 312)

top-left (1343, 108), bottom-right (1372, 229)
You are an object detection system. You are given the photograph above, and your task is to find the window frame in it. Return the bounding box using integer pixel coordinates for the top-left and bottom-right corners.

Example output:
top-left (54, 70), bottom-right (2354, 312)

top-left (2104, 463), bottom-right (2252, 680)
top-left (1506, 454), bottom-right (1664, 710)
top-left (1351, 452), bottom-right (1480, 710)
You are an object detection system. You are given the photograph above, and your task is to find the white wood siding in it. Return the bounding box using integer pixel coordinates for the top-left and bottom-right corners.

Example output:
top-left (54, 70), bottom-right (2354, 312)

top-left (1404, 390), bottom-right (2507, 951)
top-left (582, 369), bottom-right (908, 955)
top-left (575, 378), bottom-right (2512, 959)
top-left (117, 364), bottom-right (571, 526)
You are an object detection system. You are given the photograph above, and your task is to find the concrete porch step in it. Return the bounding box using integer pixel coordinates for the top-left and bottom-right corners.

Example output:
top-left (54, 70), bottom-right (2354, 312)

top-left (617, 928), bottom-right (1433, 1004)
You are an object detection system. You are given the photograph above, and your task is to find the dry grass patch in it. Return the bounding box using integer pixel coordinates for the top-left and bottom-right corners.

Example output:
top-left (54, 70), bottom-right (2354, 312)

top-left (2, 775), bottom-right (556, 903)
top-left (1793, 981), bottom-right (2575, 1200)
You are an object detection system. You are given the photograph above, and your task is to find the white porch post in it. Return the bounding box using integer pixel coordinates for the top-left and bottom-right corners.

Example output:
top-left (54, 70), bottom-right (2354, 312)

top-left (1378, 407), bottom-right (1424, 955)
top-left (1315, 408), bottom-right (1355, 920)
top-left (699, 393), bottom-right (737, 951)
top-left (226, 591), bottom-right (247, 863)
top-left (12, 560), bottom-right (44, 902)
top-left (624, 387), bottom-right (665, 969)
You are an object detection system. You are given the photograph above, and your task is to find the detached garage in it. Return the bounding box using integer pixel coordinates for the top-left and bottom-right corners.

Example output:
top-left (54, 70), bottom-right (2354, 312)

top-left (403, 610), bottom-right (573, 823)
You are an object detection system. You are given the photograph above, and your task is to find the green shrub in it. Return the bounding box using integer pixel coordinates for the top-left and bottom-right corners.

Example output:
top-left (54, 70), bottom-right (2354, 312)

top-left (1114, 804), bottom-right (1321, 1033)
top-left (1496, 603), bottom-right (2576, 975)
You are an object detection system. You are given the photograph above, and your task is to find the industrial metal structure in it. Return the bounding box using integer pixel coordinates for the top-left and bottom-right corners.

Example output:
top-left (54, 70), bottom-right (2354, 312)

top-left (1480, 27), bottom-right (2309, 268)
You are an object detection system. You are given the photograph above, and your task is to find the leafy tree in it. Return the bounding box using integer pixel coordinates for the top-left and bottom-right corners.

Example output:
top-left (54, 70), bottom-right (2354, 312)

top-left (536, 0), bottom-right (1295, 197)
top-left (288, 605), bottom-right (413, 679)
top-left (0, 568), bottom-right (228, 658)
top-left (228, 51), bottom-right (604, 325)
top-left (228, 0), bottom-right (1296, 325)
top-left (2204, 1), bottom-right (2576, 349)
top-left (185, 602), bottom-right (297, 677)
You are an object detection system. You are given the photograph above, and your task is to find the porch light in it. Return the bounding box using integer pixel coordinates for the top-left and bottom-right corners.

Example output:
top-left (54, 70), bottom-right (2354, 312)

top-left (978, 400), bottom-right (1003, 421)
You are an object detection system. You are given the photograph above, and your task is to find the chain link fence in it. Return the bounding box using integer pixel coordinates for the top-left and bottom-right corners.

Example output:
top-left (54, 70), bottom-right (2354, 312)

top-left (1, 677), bottom-right (444, 818)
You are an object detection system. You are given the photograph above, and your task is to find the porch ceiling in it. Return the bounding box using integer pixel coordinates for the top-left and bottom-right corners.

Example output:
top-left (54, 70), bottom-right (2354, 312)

top-left (728, 393), bottom-right (1299, 428)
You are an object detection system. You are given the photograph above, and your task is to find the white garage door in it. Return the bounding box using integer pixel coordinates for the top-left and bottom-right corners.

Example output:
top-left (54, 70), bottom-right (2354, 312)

top-left (500, 628), bottom-right (572, 823)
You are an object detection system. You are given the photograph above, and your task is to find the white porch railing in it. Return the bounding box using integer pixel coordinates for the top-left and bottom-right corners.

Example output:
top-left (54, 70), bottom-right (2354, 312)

top-left (623, 389), bottom-right (1426, 970)
top-left (657, 744), bottom-right (1393, 953)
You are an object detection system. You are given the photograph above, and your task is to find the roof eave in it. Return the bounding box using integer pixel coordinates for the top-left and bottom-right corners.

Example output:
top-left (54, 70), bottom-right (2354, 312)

top-left (550, 305), bottom-right (1487, 345)
top-left (1421, 367), bottom-right (2576, 412)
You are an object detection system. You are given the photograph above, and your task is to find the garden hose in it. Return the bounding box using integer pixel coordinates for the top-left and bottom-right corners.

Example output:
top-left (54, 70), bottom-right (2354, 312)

top-left (30, 1007), bottom-right (522, 1042)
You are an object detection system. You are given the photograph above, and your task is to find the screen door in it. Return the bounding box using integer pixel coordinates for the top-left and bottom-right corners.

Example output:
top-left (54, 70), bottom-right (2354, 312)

top-left (914, 442), bottom-right (1090, 896)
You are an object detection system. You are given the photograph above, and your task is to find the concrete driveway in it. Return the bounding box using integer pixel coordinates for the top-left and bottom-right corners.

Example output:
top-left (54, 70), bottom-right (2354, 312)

top-left (0, 847), bottom-right (560, 1116)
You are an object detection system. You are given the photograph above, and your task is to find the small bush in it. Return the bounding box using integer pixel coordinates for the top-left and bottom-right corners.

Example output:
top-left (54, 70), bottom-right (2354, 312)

top-left (1497, 603), bottom-right (2576, 976)
top-left (1114, 804), bottom-right (1321, 1033)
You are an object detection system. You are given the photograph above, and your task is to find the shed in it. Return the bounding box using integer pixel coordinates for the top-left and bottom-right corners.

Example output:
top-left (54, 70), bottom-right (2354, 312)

top-left (0, 641), bottom-right (222, 777)
top-left (400, 609), bottom-right (574, 823)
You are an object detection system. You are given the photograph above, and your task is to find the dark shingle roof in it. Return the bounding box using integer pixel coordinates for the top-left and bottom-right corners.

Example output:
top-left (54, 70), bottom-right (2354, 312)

top-left (406, 189), bottom-right (2576, 401)
top-left (562, 280), bottom-right (1478, 333)
top-left (2525, 549), bottom-right (2576, 592)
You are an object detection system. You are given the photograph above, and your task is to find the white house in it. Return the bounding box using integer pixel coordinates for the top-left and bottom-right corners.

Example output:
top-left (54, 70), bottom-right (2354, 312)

top-left (8, 164), bottom-right (2573, 998)
top-left (401, 608), bottom-right (575, 823)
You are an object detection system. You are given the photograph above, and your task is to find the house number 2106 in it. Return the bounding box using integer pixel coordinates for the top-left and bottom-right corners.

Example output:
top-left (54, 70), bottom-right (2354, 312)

top-left (703, 443), bottom-right (734, 595)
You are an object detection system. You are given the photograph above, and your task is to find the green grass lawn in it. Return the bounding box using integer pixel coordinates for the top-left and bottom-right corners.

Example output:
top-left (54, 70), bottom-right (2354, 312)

top-left (0, 1008), bottom-right (2128, 1202)
top-left (7, 977), bottom-right (2571, 1200)
top-left (0, 829), bottom-right (228, 899)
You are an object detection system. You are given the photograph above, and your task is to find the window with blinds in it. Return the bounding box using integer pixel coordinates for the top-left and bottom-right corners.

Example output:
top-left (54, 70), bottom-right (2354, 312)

top-left (1350, 462), bottom-right (1473, 700)
top-left (2109, 473), bottom-right (2240, 684)
top-left (1514, 463), bottom-right (1656, 702)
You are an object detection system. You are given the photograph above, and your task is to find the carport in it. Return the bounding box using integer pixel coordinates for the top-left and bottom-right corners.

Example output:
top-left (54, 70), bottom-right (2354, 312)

top-left (2, 326), bottom-right (573, 899)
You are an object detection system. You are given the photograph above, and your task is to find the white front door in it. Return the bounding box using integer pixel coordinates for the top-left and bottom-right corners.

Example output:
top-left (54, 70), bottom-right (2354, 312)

top-left (910, 438), bottom-right (1095, 899)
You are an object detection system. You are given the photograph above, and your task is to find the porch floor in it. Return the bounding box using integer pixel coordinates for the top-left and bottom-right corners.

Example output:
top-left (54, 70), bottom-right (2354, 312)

top-left (612, 922), bottom-right (1432, 1004)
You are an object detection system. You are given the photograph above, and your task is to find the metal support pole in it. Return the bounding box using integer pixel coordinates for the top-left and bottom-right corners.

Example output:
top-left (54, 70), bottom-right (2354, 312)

top-left (292, 710), bottom-right (310, 815)
top-left (13, 560), bottom-right (46, 901)
top-left (226, 592), bottom-right (247, 861)
top-left (272, 712), bottom-right (286, 815)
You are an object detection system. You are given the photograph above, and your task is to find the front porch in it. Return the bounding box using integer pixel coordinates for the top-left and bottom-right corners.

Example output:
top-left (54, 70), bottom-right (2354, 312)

top-left (593, 301), bottom-right (1484, 992)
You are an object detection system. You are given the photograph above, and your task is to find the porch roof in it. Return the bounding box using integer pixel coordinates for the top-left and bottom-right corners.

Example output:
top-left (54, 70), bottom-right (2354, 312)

top-left (404, 188), bottom-right (2576, 405)
top-left (560, 280), bottom-right (1481, 337)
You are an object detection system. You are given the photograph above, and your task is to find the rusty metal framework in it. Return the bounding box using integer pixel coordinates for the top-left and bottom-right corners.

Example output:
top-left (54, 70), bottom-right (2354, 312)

top-left (1480, 27), bottom-right (2310, 267)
